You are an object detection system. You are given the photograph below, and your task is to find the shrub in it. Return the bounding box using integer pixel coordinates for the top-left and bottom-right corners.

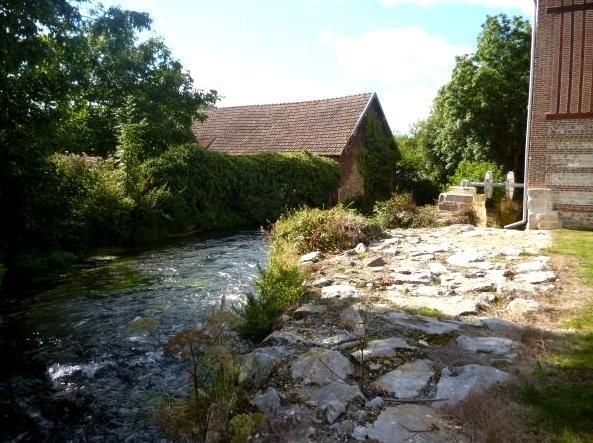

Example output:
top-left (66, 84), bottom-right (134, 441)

top-left (373, 193), bottom-right (441, 229)
top-left (447, 160), bottom-right (505, 192)
top-left (140, 145), bottom-right (340, 241)
top-left (230, 413), bottom-right (267, 443)
top-left (272, 206), bottom-right (383, 254)
top-left (236, 259), bottom-right (305, 342)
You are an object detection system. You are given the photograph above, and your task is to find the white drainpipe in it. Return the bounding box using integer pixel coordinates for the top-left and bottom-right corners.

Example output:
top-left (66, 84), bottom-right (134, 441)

top-left (505, 0), bottom-right (539, 229)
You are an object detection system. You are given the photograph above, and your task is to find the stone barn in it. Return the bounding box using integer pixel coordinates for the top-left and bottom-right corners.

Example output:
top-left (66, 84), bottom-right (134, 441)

top-left (527, 0), bottom-right (593, 229)
top-left (191, 92), bottom-right (394, 202)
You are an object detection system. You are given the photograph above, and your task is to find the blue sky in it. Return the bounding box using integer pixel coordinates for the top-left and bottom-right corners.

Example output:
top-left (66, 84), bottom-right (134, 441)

top-left (102, 0), bottom-right (532, 132)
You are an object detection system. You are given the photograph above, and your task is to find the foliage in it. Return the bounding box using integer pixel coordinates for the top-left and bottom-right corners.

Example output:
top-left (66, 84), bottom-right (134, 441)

top-left (373, 193), bottom-right (441, 229)
top-left (229, 413), bottom-right (267, 443)
top-left (157, 298), bottom-right (245, 441)
top-left (0, 263), bottom-right (5, 286)
top-left (236, 259), bottom-right (305, 342)
top-left (357, 111), bottom-right (401, 208)
top-left (418, 14), bottom-right (531, 182)
top-left (0, 0), bottom-right (217, 274)
top-left (522, 230), bottom-right (593, 442)
top-left (447, 160), bottom-right (505, 190)
top-left (394, 132), bottom-right (440, 204)
top-left (272, 206), bottom-right (383, 254)
top-left (140, 145), bottom-right (340, 241)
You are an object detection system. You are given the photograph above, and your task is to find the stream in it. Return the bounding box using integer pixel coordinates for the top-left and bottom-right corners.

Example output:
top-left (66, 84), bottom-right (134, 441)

top-left (0, 232), bottom-right (268, 441)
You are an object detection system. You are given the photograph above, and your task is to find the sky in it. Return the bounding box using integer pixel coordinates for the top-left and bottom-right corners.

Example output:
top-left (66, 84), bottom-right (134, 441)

top-left (102, 0), bottom-right (532, 133)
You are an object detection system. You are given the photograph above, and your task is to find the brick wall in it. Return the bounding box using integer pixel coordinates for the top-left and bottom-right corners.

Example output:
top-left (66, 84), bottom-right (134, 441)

top-left (528, 0), bottom-right (593, 229)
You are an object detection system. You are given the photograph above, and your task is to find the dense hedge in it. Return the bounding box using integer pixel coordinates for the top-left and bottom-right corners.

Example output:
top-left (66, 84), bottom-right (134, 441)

top-left (5, 145), bottom-right (339, 281)
top-left (138, 145), bottom-right (340, 240)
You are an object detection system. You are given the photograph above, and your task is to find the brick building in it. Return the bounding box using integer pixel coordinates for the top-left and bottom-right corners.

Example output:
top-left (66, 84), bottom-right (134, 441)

top-left (527, 0), bottom-right (593, 229)
top-left (191, 93), bottom-right (394, 202)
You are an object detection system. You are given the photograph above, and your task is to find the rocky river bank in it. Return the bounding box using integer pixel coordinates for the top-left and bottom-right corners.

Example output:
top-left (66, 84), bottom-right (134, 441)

top-left (237, 225), bottom-right (555, 442)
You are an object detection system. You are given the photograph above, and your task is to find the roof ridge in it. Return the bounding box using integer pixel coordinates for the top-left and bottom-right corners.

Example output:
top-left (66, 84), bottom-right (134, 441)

top-left (208, 92), bottom-right (375, 111)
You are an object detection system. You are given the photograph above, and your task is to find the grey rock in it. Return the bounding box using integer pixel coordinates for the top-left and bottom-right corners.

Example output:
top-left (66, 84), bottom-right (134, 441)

top-left (365, 405), bottom-right (455, 443)
top-left (388, 312), bottom-right (460, 335)
top-left (321, 284), bottom-right (361, 300)
top-left (251, 387), bottom-right (282, 412)
top-left (515, 257), bottom-right (549, 273)
top-left (391, 271), bottom-right (433, 284)
top-left (300, 251), bottom-right (322, 263)
top-left (239, 347), bottom-right (291, 386)
top-left (264, 328), bottom-right (310, 346)
top-left (323, 399), bottom-right (346, 424)
top-left (312, 332), bottom-right (360, 347)
top-left (412, 285), bottom-right (444, 297)
top-left (294, 304), bottom-right (327, 319)
top-left (456, 335), bottom-right (518, 360)
top-left (352, 425), bottom-right (368, 440)
top-left (412, 253), bottom-right (435, 262)
top-left (514, 271), bottom-right (556, 284)
top-left (291, 348), bottom-right (354, 386)
top-left (428, 262), bottom-right (448, 276)
top-left (330, 419), bottom-right (355, 437)
top-left (386, 293), bottom-right (480, 317)
top-left (479, 317), bottom-right (522, 332)
top-left (340, 306), bottom-right (364, 331)
top-left (365, 397), bottom-right (385, 411)
top-left (420, 243), bottom-right (450, 254)
top-left (373, 359), bottom-right (433, 398)
top-left (456, 279), bottom-right (497, 294)
top-left (366, 256), bottom-right (387, 267)
top-left (447, 250), bottom-right (484, 267)
top-left (351, 337), bottom-right (415, 362)
top-left (507, 298), bottom-right (539, 315)
top-left (312, 276), bottom-right (333, 287)
top-left (434, 364), bottom-right (512, 407)
top-left (311, 380), bottom-right (364, 406)
top-left (311, 380), bottom-right (364, 422)
top-left (354, 243), bottom-right (367, 253)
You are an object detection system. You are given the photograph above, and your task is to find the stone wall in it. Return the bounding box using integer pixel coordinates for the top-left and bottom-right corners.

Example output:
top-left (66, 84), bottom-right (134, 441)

top-left (438, 187), bottom-right (487, 227)
top-left (527, 0), bottom-right (593, 229)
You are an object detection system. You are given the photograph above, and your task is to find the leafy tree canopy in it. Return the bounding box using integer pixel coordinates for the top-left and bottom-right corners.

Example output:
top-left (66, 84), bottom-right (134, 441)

top-left (419, 14), bottom-right (531, 182)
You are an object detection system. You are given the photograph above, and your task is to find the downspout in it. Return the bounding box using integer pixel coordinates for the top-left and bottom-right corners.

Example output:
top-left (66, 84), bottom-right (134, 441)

top-left (505, 0), bottom-right (539, 229)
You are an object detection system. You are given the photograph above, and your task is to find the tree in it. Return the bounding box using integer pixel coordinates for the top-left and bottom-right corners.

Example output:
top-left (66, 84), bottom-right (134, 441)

top-left (58, 6), bottom-right (218, 158)
top-left (419, 14), bottom-right (531, 182)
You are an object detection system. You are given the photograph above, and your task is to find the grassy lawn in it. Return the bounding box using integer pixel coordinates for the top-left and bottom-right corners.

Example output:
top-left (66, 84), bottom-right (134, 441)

top-left (523, 230), bottom-right (593, 443)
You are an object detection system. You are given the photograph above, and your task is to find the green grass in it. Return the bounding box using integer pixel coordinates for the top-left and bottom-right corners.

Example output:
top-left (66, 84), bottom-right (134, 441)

top-left (523, 230), bottom-right (593, 443)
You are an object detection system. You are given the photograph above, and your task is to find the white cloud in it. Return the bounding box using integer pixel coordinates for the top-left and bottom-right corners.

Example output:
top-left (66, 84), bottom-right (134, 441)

top-left (325, 27), bottom-right (470, 130)
top-left (380, 0), bottom-right (533, 14)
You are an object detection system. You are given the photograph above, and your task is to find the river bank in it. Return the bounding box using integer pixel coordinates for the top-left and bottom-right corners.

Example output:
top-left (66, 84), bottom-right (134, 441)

top-left (236, 225), bottom-right (562, 442)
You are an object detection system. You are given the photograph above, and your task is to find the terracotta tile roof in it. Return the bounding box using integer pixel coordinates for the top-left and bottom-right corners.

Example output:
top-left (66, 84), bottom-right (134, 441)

top-left (191, 93), bottom-right (375, 156)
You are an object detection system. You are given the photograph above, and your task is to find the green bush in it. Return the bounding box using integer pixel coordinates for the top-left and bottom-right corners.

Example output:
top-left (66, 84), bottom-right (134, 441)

top-left (0, 263), bottom-right (6, 286)
top-left (236, 259), bottom-right (305, 342)
top-left (373, 193), bottom-right (441, 229)
top-left (272, 206), bottom-right (383, 254)
top-left (48, 153), bottom-right (135, 249)
top-left (140, 145), bottom-right (340, 241)
top-left (447, 160), bottom-right (505, 191)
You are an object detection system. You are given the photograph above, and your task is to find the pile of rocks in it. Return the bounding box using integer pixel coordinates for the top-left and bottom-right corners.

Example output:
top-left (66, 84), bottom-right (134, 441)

top-left (238, 225), bottom-right (555, 442)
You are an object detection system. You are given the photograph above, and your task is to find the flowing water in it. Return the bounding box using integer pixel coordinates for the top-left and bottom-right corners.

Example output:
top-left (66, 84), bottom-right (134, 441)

top-left (0, 232), bottom-right (268, 441)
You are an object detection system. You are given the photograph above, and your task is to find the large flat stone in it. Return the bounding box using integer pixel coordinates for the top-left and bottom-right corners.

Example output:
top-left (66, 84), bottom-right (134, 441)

top-left (373, 359), bottom-right (433, 398)
top-left (351, 337), bottom-right (415, 362)
top-left (447, 250), bottom-right (484, 267)
top-left (456, 335), bottom-right (518, 361)
top-left (387, 312), bottom-right (460, 335)
top-left (292, 348), bottom-right (354, 386)
top-left (514, 271), bottom-right (556, 284)
top-left (294, 304), bottom-right (327, 319)
top-left (506, 298), bottom-right (539, 315)
top-left (434, 364), bottom-right (512, 407)
top-left (386, 293), bottom-right (480, 317)
top-left (239, 346), bottom-right (292, 386)
top-left (358, 405), bottom-right (455, 443)
top-left (321, 284), bottom-right (361, 300)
